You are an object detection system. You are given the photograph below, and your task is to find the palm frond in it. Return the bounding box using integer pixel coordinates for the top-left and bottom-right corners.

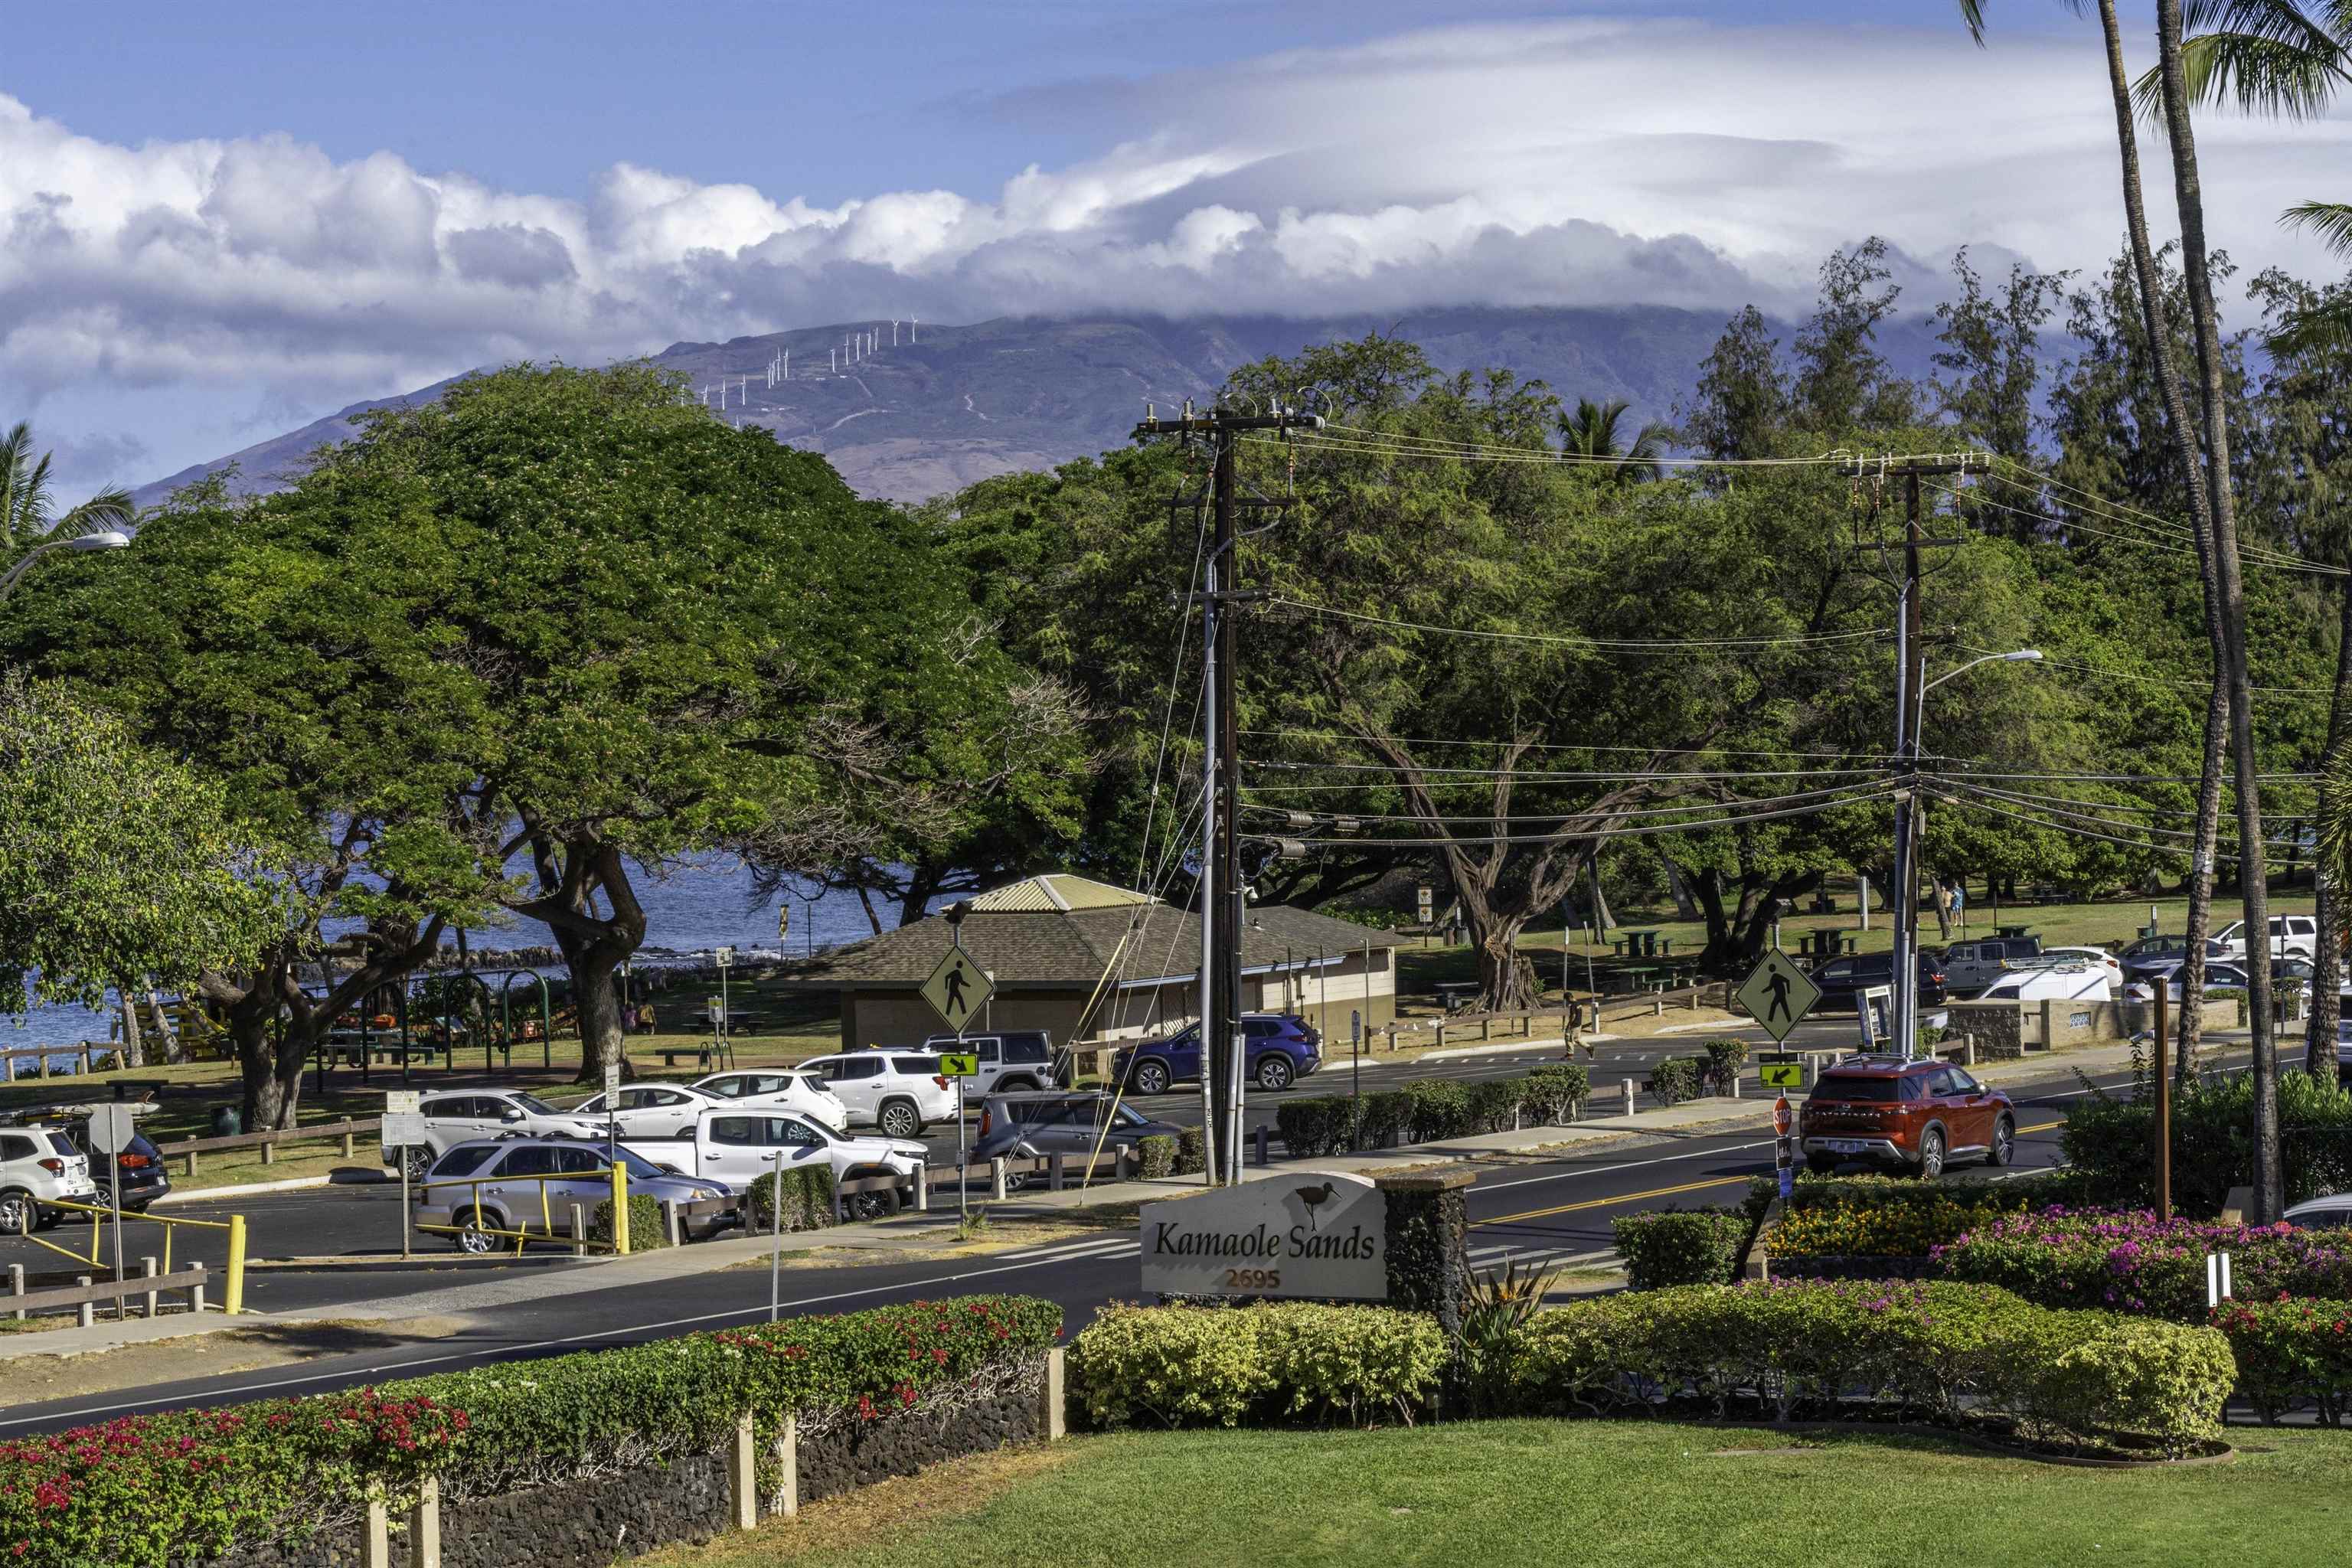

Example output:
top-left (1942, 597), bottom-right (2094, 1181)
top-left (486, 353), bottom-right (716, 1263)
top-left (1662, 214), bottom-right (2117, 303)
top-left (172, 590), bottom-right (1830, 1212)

top-left (51, 485), bottom-right (136, 541)
top-left (2283, 199), bottom-right (2352, 255)
top-left (2263, 291), bottom-right (2352, 356)
top-left (2180, 28), bottom-right (2352, 116)
top-left (1958, 0), bottom-right (1988, 45)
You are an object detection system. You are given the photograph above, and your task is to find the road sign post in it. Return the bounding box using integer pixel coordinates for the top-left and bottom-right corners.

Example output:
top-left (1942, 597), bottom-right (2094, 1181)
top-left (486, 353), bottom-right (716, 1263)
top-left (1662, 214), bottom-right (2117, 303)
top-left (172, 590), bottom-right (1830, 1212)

top-left (1757, 1053), bottom-right (1802, 1091)
top-left (937, 1051), bottom-right (981, 1220)
top-left (387, 1091), bottom-right (423, 1259)
top-left (921, 905), bottom-right (994, 1221)
top-left (1774, 1096), bottom-right (1795, 1198)
top-left (87, 1106), bottom-right (136, 1305)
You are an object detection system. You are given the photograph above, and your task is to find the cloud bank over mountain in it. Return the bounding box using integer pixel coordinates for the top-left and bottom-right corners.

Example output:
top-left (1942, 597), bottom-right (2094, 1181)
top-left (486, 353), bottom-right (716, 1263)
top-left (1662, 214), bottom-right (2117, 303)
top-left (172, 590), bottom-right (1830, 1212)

top-left (5, 15), bottom-right (2346, 494)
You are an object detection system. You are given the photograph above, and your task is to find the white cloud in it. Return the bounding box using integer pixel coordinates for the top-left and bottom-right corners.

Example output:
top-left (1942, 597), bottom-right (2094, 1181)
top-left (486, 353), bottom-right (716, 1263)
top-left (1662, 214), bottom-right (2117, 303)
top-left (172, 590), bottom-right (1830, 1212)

top-left (2, 15), bottom-right (2347, 488)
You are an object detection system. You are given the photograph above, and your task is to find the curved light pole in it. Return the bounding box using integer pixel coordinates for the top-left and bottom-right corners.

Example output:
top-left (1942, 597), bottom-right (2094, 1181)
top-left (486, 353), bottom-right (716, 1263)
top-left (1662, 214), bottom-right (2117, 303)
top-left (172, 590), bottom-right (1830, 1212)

top-left (1897, 649), bottom-right (2043, 1057)
top-left (0, 529), bottom-right (130, 606)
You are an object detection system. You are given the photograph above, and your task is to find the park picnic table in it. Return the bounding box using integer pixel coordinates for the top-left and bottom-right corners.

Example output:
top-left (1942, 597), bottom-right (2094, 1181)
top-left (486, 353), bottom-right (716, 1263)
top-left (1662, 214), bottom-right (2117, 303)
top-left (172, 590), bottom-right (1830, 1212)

top-left (1433, 982), bottom-right (1479, 1012)
top-left (1618, 965), bottom-right (1663, 994)
top-left (1996, 924), bottom-right (2036, 941)
top-left (1614, 929), bottom-right (1667, 959)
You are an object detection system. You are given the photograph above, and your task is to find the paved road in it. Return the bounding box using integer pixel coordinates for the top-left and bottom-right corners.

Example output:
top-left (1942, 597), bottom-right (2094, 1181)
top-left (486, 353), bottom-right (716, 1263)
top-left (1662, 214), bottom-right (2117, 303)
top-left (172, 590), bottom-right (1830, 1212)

top-left (0, 1061), bottom-right (2140, 1435)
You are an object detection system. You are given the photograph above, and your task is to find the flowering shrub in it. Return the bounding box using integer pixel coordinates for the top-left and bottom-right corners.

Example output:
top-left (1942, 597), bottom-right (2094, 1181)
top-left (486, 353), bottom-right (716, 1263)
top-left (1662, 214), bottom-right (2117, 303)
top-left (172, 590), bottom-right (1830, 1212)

top-left (2207, 1295), bottom-right (2352, 1425)
top-left (1931, 1209), bottom-right (2352, 1321)
top-left (1509, 1279), bottom-right (2233, 1456)
top-left (1770, 1193), bottom-right (2017, 1259)
top-left (0, 1294), bottom-right (1059, 1568)
top-left (1069, 1302), bottom-right (1444, 1430)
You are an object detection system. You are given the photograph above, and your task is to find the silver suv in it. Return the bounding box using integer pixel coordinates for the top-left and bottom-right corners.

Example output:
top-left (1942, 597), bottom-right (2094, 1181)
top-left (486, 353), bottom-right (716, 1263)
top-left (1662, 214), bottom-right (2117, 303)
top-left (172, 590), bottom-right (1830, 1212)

top-left (413, 1138), bottom-right (730, 1254)
top-left (0, 1122), bottom-right (97, 1235)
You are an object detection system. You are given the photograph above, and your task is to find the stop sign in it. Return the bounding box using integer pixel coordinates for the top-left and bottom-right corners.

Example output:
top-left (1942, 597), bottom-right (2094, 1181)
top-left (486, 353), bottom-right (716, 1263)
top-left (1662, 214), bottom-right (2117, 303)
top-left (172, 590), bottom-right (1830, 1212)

top-left (1773, 1096), bottom-right (1793, 1136)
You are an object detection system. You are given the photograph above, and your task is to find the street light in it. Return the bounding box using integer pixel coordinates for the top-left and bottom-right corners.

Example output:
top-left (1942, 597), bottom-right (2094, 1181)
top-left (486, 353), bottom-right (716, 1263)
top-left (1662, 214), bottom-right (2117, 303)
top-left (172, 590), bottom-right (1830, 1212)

top-left (1895, 648), bottom-right (2043, 1057)
top-left (0, 529), bottom-right (131, 605)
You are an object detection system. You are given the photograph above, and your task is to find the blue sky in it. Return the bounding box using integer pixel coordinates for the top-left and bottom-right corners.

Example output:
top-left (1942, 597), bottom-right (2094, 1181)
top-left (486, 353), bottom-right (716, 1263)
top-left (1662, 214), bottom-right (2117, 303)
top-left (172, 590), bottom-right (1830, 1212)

top-left (2, 3), bottom-right (2338, 498)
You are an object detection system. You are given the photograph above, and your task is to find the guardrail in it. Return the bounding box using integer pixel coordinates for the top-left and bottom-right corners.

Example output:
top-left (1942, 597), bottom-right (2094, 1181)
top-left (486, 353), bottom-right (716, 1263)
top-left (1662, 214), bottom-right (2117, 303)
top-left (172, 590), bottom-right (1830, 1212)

top-left (0, 1042), bottom-right (115, 1080)
top-left (20, 1197), bottom-right (246, 1315)
top-left (155, 1116), bottom-right (384, 1176)
top-left (6, 1259), bottom-right (212, 1326)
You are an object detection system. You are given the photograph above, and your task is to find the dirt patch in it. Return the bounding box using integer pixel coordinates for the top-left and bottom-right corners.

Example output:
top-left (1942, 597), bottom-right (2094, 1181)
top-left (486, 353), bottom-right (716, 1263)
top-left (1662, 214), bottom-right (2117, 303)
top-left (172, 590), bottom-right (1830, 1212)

top-left (636, 1438), bottom-right (1082, 1568)
top-left (0, 1315), bottom-right (475, 1407)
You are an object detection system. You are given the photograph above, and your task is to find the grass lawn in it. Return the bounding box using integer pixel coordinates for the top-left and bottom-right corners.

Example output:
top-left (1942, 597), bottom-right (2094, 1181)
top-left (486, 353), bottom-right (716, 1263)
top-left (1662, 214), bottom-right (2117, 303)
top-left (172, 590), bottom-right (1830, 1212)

top-left (641, 1419), bottom-right (2350, 1568)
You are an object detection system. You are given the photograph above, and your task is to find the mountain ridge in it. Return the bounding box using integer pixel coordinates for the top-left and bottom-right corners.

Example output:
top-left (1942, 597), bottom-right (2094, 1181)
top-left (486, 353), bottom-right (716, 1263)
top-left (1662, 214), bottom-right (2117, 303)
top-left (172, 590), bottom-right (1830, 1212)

top-left (132, 306), bottom-right (1943, 508)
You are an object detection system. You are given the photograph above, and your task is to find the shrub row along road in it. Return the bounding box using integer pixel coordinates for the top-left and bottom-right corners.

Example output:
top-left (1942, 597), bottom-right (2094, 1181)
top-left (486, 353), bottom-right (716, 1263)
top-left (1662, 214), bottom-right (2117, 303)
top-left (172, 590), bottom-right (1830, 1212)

top-left (0, 1054), bottom-right (2160, 1436)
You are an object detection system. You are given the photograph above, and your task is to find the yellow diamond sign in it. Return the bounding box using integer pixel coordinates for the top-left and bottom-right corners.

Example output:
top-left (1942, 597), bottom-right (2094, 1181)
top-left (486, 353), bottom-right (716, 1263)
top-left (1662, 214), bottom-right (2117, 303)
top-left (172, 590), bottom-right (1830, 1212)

top-left (1737, 948), bottom-right (1820, 1044)
top-left (920, 945), bottom-right (994, 1035)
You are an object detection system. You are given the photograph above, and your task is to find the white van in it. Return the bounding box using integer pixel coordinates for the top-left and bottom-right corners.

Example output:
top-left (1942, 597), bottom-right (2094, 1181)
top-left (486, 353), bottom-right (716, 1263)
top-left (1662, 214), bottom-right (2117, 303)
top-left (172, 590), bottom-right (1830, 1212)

top-left (1976, 964), bottom-right (2112, 1004)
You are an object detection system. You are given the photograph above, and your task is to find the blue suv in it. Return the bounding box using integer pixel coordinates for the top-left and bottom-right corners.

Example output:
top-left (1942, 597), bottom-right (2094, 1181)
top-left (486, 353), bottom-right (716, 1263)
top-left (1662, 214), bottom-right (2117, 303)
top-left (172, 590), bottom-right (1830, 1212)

top-left (1113, 1014), bottom-right (1321, 1096)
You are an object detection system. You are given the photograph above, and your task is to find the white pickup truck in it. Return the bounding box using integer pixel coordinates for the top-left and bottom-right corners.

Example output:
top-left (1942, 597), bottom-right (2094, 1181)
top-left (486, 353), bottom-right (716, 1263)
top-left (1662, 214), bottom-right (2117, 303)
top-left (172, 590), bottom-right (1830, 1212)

top-left (624, 1107), bottom-right (927, 1221)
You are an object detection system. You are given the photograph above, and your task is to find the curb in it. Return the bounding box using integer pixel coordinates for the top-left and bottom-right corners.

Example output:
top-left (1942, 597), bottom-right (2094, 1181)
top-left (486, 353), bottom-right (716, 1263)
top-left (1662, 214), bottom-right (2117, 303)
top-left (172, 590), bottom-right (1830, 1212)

top-left (151, 1171), bottom-right (395, 1206)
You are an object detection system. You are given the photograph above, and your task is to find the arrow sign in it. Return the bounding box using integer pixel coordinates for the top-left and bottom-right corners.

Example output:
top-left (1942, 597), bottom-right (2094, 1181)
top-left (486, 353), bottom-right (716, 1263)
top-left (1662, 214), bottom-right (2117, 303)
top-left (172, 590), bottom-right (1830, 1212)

top-left (936, 1052), bottom-right (981, 1079)
top-left (1737, 947), bottom-right (1820, 1044)
top-left (921, 945), bottom-right (994, 1034)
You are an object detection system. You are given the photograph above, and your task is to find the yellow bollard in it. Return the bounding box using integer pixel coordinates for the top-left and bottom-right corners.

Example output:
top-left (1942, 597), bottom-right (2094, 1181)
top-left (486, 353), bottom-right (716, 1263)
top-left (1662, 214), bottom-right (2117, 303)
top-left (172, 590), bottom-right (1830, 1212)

top-left (611, 1160), bottom-right (630, 1256)
top-left (224, 1214), bottom-right (247, 1316)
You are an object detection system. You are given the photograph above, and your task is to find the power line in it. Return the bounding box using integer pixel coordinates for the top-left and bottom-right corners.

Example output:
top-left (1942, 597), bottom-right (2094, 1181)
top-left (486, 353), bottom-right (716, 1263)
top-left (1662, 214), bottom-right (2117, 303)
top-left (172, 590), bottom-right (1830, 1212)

top-left (1241, 778), bottom-right (1896, 826)
top-left (1246, 760), bottom-right (1890, 781)
top-left (1952, 643), bottom-right (2328, 697)
top-left (1240, 730), bottom-right (1895, 761)
top-left (1253, 783), bottom-right (1903, 848)
top-left (1266, 597), bottom-right (1881, 652)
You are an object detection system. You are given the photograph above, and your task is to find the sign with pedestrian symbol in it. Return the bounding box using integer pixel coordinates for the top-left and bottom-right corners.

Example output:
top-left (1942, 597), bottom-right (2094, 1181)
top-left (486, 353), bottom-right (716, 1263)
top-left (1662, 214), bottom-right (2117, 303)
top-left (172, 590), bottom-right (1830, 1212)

top-left (937, 1052), bottom-right (981, 1079)
top-left (921, 945), bottom-right (993, 1034)
top-left (1737, 948), bottom-right (1819, 1044)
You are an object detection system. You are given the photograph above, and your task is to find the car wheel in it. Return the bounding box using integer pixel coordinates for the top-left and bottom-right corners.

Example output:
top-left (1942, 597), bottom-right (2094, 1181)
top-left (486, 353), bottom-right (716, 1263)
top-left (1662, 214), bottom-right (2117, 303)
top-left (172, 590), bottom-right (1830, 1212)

top-left (846, 1187), bottom-right (901, 1221)
top-left (998, 1076), bottom-right (1039, 1094)
top-left (877, 1099), bottom-right (923, 1139)
top-left (0, 1188), bottom-right (29, 1236)
top-left (1133, 1060), bottom-right (1171, 1096)
top-left (1986, 1115), bottom-right (2015, 1168)
top-left (1916, 1125), bottom-right (1947, 1181)
top-left (403, 1145), bottom-right (433, 1181)
top-left (453, 1209), bottom-right (501, 1255)
top-left (1255, 1055), bottom-right (1294, 1092)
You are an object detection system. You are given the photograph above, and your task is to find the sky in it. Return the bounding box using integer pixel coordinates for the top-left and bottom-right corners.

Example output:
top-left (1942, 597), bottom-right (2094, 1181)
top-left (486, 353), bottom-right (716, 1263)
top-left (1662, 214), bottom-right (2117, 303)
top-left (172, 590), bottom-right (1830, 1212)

top-left (5, 2), bottom-right (2348, 500)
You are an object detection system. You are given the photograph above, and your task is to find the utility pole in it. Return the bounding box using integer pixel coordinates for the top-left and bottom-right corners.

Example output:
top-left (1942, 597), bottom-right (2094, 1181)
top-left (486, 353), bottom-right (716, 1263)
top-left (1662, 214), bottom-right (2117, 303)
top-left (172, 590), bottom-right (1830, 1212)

top-left (1851, 458), bottom-right (1972, 1058)
top-left (1132, 401), bottom-right (1323, 1184)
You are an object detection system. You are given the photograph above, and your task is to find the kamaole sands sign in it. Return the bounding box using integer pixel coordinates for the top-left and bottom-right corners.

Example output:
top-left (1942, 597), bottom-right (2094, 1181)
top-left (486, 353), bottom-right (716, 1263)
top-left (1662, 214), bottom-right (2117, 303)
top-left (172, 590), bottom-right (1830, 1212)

top-left (1140, 1173), bottom-right (1387, 1300)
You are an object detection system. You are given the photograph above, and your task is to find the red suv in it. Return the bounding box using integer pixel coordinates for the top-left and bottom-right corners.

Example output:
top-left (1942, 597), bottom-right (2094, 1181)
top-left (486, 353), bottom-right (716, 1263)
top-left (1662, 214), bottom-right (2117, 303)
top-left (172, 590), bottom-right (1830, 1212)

top-left (1798, 1056), bottom-right (2015, 1178)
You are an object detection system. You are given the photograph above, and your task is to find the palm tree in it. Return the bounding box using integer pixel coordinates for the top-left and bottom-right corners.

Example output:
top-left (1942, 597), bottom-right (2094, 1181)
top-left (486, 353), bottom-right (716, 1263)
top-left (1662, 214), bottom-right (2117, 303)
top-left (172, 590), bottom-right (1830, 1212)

top-left (1, 422), bottom-right (135, 556)
top-left (1959, 2), bottom-right (2236, 1093)
top-left (2145, 0), bottom-right (2284, 1220)
top-left (2161, 5), bottom-right (2352, 345)
top-left (1557, 398), bottom-right (1669, 483)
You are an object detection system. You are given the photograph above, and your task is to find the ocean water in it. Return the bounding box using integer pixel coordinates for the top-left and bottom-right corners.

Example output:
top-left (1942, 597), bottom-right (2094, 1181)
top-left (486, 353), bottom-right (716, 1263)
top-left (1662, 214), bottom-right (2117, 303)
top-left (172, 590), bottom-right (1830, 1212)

top-left (5, 859), bottom-right (910, 1060)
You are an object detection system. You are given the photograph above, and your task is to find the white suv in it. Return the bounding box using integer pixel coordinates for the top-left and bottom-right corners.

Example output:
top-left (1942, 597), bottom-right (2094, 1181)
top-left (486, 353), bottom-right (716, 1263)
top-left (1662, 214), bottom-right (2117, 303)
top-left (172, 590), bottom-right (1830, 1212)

top-left (2216, 916), bottom-right (2320, 962)
top-left (798, 1052), bottom-right (959, 1138)
top-left (0, 1123), bottom-right (96, 1235)
top-left (382, 1089), bottom-right (606, 1178)
top-left (687, 1070), bottom-right (850, 1132)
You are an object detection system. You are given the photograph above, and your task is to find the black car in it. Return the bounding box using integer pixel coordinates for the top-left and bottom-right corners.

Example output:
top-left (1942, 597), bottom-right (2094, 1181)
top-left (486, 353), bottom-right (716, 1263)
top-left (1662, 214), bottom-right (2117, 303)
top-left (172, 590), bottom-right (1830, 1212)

top-left (2118, 933), bottom-right (2226, 984)
top-left (65, 1125), bottom-right (173, 1213)
top-left (970, 1092), bottom-right (1182, 1188)
top-left (1808, 950), bottom-right (1949, 1008)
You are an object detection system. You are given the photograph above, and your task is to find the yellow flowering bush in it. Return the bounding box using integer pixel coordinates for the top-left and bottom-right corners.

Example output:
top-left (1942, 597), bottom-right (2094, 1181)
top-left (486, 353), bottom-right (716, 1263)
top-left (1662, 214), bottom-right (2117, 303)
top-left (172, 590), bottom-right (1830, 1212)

top-left (1769, 1194), bottom-right (2011, 1258)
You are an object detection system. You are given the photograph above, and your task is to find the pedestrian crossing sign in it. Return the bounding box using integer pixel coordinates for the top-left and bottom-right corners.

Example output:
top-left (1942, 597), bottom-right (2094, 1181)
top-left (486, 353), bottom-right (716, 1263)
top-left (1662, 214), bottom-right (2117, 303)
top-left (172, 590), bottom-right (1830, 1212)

top-left (1737, 948), bottom-right (1820, 1044)
top-left (921, 944), bottom-right (994, 1034)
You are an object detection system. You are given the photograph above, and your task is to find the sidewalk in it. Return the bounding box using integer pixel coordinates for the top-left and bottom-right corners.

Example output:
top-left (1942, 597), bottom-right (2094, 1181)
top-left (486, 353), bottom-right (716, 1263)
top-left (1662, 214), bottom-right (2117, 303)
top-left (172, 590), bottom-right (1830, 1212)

top-left (0, 1033), bottom-right (2172, 1366)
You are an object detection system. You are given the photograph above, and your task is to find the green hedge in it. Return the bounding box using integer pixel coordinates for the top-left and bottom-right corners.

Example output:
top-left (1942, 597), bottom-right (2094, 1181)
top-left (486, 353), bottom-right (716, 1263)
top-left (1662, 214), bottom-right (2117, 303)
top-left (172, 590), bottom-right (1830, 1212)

top-left (1611, 1208), bottom-right (1749, 1289)
top-left (2060, 1068), bottom-right (2352, 1217)
top-left (0, 1294), bottom-right (1061, 1567)
top-left (1699, 1038), bottom-right (1749, 1096)
top-left (1174, 1125), bottom-right (1207, 1176)
top-left (1511, 1280), bottom-right (2233, 1457)
top-left (1645, 1057), bottom-right (1704, 1106)
top-left (1271, 1066), bottom-right (1592, 1158)
top-left (1137, 1134), bottom-right (1177, 1179)
top-left (590, 1192), bottom-right (673, 1251)
top-left (746, 1165), bottom-right (838, 1233)
top-left (1069, 1302), bottom-right (1446, 1430)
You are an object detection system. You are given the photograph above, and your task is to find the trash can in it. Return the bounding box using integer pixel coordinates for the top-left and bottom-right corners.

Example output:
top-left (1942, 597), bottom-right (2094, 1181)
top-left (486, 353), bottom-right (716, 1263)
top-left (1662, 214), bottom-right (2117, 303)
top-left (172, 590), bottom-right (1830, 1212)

top-left (211, 1105), bottom-right (243, 1138)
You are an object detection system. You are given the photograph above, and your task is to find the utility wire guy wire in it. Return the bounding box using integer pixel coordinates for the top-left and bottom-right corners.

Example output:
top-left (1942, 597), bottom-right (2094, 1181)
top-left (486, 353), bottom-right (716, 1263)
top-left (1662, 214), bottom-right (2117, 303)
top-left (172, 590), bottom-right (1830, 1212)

top-left (1266, 597), bottom-right (1881, 652)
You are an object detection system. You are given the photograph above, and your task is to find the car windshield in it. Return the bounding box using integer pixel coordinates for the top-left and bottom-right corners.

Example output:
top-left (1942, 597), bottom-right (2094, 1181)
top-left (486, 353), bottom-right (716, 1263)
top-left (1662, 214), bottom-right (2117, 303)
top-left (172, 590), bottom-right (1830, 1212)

top-left (508, 1093), bottom-right (560, 1116)
top-left (1815, 1076), bottom-right (1910, 1102)
top-left (428, 1145), bottom-right (500, 1179)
